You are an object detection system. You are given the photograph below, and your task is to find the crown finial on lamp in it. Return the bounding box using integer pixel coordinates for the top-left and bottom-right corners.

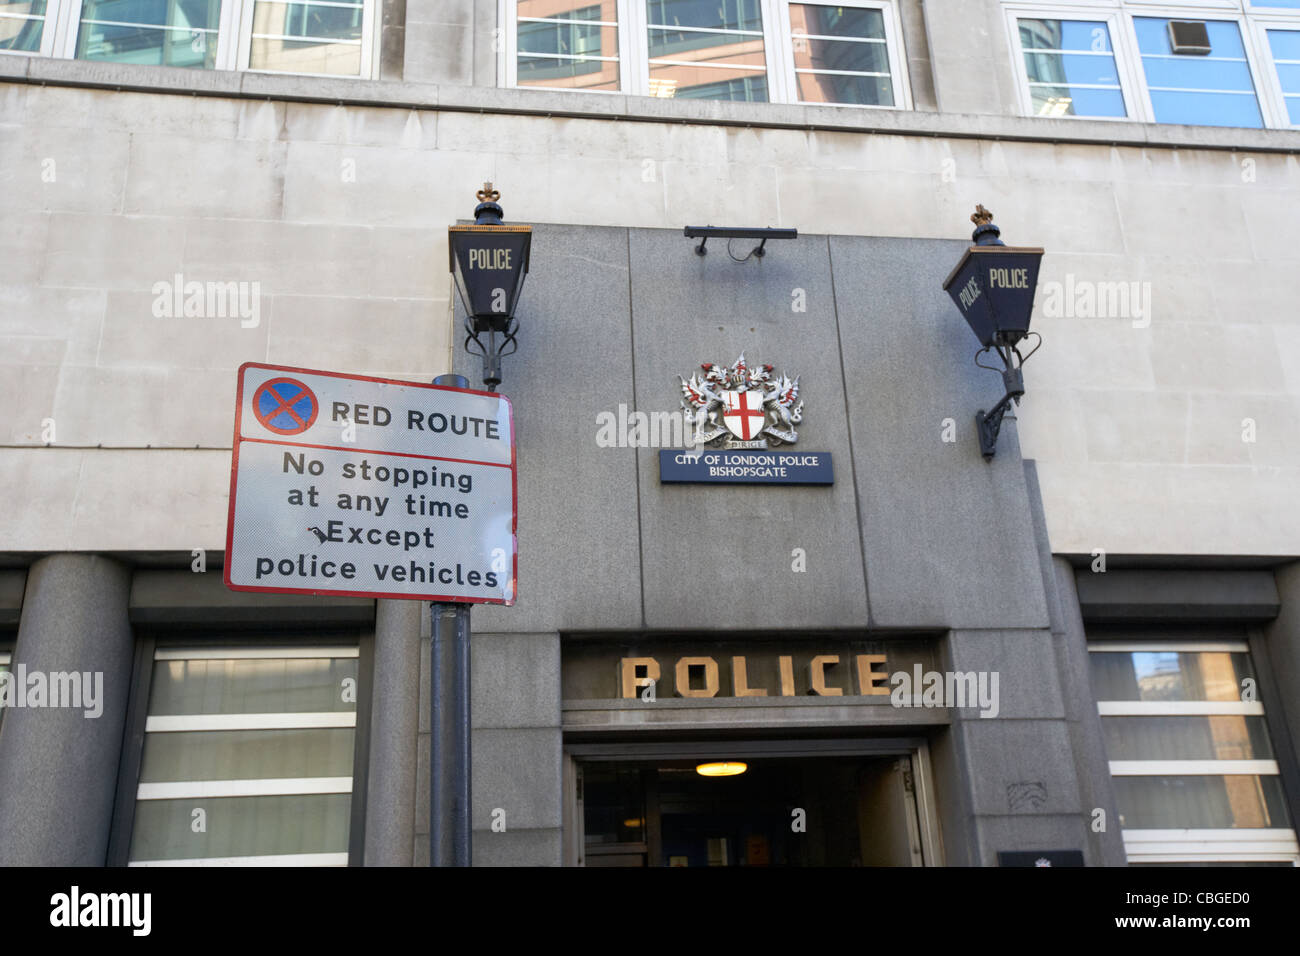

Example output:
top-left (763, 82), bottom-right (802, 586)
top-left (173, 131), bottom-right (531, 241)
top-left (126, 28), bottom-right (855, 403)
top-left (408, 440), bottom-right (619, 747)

top-left (969, 203), bottom-right (1004, 246)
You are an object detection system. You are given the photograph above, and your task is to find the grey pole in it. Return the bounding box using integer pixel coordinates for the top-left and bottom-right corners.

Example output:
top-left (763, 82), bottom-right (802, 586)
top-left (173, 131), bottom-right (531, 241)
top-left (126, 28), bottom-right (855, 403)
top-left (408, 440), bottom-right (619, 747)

top-left (454, 602), bottom-right (472, 866)
top-left (429, 600), bottom-right (449, 866)
top-left (430, 373), bottom-right (473, 867)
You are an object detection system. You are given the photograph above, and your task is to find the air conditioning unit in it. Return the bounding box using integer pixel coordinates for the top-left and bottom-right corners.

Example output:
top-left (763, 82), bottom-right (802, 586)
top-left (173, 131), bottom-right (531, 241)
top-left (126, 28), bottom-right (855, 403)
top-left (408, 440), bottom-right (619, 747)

top-left (1168, 20), bottom-right (1211, 56)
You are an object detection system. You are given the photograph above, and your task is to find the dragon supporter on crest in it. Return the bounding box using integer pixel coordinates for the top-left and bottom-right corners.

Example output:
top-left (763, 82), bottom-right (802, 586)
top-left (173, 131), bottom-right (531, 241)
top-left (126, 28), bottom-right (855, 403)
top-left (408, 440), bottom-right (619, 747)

top-left (679, 354), bottom-right (803, 449)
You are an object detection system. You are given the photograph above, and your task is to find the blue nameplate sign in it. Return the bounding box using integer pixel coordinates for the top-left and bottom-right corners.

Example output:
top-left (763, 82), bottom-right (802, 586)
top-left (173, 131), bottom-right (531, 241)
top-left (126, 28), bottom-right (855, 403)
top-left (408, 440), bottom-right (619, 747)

top-left (659, 449), bottom-right (834, 485)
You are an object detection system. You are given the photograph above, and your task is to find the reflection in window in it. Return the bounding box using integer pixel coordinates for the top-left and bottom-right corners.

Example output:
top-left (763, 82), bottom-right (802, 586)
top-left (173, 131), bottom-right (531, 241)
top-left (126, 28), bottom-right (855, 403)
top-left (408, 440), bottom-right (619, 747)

top-left (1102, 715), bottom-right (1273, 762)
top-left (646, 0), bottom-right (767, 101)
top-left (249, 0), bottom-right (365, 76)
top-left (76, 0), bottom-right (219, 68)
top-left (1267, 29), bottom-right (1300, 125)
top-left (1090, 649), bottom-right (1255, 702)
top-left (789, 4), bottom-right (893, 106)
top-left (0, 0), bottom-right (46, 52)
top-left (1090, 643), bottom-right (1298, 864)
top-left (128, 647), bottom-right (359, 866)
top-left (1133, 17), bottom-right (1262, 127)
top-left (518, 1), bottom-right (619, 91)
top-left (1112, 775), bottom-right (1290, 829)
top-left (1018, 18), bottom-right (1124, 117)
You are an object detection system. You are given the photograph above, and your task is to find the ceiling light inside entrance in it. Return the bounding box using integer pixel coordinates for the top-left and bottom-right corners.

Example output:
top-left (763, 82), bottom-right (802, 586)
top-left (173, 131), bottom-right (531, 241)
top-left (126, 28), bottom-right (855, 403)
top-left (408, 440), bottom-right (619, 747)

top-left (696, 761), bottom-right (748, 777)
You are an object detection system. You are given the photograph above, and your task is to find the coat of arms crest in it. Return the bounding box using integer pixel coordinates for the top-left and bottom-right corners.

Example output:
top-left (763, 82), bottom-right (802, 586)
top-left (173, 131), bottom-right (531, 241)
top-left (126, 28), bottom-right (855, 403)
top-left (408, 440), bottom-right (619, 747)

top-left (678, 354), bottom-right (803, 449)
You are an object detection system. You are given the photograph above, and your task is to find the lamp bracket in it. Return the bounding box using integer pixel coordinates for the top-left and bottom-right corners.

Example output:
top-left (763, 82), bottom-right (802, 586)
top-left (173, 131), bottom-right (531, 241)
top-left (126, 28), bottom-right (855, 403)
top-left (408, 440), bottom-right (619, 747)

top-left (463, 315), bottom-right (518, 392)
top-left (684, 226), bottom-right (798, 258)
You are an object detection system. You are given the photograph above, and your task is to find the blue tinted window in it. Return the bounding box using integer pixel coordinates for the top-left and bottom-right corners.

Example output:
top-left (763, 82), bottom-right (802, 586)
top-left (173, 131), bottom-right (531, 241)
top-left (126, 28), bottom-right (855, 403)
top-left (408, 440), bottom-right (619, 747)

top-left (1134, 17), bottom-right (1262, 127)
top-left (1019, 19), bottom-right (1125, 117)
top-left (1269, 29), bottom-right (1300, 125)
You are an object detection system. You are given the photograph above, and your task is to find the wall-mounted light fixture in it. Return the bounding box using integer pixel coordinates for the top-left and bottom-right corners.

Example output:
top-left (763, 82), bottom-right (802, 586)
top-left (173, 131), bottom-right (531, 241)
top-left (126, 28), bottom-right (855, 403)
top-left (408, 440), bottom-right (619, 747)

top-left (448, 183), bottom-right (532, 391)
top-left (942, 205), bottom-right (1044, 460)
top-left (684, 226), bottom-right (797, 259)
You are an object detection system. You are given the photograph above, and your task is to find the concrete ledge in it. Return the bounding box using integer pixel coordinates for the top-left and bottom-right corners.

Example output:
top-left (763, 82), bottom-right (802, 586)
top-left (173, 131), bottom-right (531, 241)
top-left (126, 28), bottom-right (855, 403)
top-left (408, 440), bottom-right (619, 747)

top-left (1074, 569), bottom-right (1281, 623)
top-left (130, 569), bottom-right (374, 627)
top-left (3, 55), bottom-right (1300, 153)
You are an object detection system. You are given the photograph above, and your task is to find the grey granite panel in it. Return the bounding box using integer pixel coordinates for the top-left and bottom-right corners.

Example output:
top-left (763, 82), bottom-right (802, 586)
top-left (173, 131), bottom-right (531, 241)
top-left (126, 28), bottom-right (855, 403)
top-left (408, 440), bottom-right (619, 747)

top-left (942, 628), bottom-right (1065, 720)
top-left (831, 235), bottom-right (1050, 630)
top-left (628, 228), bottom-right (870, 631)
top-left (471, 632), bottom-right (561, 729)
top-left (455, 224), bottom-right (643, 633)
top-left (471, 826), bottom-right (562, 866)
top-left (951, 717), bottom-right (1083, 817)
top-left (1050, 558), bottom-right (1128, 866)
top-left (471, 727), bottom-right (562, 830)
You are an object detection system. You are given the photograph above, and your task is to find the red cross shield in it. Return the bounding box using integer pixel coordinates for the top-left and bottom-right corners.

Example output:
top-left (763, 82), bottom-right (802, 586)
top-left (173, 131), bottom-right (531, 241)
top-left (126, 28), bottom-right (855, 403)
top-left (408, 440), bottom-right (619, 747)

top-left (721, 389), bottom-right (766, 441)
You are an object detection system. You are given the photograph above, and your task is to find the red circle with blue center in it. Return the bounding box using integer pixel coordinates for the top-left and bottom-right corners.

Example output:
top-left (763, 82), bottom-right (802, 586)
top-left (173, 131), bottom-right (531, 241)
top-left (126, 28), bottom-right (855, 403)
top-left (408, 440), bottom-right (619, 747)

top-left (252, 378), bottom-right (319, 435)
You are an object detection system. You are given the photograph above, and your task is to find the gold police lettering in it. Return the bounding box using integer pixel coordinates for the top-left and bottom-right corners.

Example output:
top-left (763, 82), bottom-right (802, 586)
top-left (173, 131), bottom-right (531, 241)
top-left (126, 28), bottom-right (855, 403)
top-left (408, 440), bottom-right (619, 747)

top-left (958, 275), bottom-right (980, 309)
top-left (987, 266), bottom-right (1029, 289)
top-left (619, 653), bottom-right (890, 699)
top-left (468, 248), bottom-right (512, 270)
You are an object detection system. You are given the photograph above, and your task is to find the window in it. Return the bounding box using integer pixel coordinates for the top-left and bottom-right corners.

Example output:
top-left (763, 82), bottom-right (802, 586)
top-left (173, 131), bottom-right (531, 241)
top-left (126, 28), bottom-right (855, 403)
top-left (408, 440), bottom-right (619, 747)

top-left (1089, 639), bottom-right (1300, 865)
top-left (0, 0), bottom-right (379, 77)
top-left (504, 0), bottom-right (911, 108)
top-left (243, 0), bottom-right (370, 75)
top-left (785, 3), bottom-right (900, 106)
top-left (124, 644), bottom-right (363, 866)
top-left (645, 0), bottom-right (768, 101)
top-left (75, 0), bottom-right (221, 68)
top-left (1133, 15), bottom-right (1263, 126)
top-left (516, 0), bottom-right (620, 91)
top-left (1259, 25), bottom-right (1300, 123)
top-left (1013, 17), bottom-right (1127, 117)
top-left (0, 0), bottom-right (52, 54)
top-left (1007, 3), bottom-right (1299, 127)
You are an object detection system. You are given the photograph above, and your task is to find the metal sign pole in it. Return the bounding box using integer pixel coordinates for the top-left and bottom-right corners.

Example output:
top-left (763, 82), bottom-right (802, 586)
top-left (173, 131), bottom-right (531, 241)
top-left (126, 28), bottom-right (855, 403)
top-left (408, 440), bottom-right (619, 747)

top-left (429, 601), bottom-right (449, 867)
top-left (454, 602), bottom-right (472, 866)
top-left (429, 373), bottom-right (474, 868)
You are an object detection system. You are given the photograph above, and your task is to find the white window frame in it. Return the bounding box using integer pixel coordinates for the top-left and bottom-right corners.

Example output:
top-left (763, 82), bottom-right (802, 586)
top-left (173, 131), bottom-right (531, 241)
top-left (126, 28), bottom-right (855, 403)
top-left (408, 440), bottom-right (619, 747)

top-left (501, 0), bottom-right (911, 109)
top-left (1250, 15), bottom-right (1300, 124)
top-left (1088, 640), bottom-right (1300, 866)
top-left (0, 0), bottom-right (62, 56)
top-left (773, 0), bottom-right (911, 110)
top-left (1006, 1), bottom-right (1300, 126)
top-left (1004, 5), bottom-right (1138, 120)
top-left (127, 643), bottom-right (362, 867)
top-left (5, 0), bottom-right (379, 77)
top-left (237, 0), bottom-right (378, 78)
top-left (502, 0), bottom-right (626, 94)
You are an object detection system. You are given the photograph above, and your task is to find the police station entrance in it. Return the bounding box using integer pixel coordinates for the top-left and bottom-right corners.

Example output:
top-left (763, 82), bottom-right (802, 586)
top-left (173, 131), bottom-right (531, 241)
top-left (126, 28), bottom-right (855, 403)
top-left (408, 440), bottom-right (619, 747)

top-left (565, 740), bottom-right (940, 867)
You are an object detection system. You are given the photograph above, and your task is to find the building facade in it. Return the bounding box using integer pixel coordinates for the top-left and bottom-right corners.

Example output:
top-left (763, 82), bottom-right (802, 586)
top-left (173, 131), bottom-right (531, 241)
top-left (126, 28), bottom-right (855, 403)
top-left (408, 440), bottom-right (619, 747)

top-left (1, 0), bottom-right (1299, 866)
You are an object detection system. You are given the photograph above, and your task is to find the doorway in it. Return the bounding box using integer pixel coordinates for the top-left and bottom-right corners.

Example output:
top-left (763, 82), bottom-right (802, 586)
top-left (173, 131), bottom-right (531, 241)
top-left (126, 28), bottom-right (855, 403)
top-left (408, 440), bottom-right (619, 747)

top-left (569, 742), bottom-right (937, 867)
